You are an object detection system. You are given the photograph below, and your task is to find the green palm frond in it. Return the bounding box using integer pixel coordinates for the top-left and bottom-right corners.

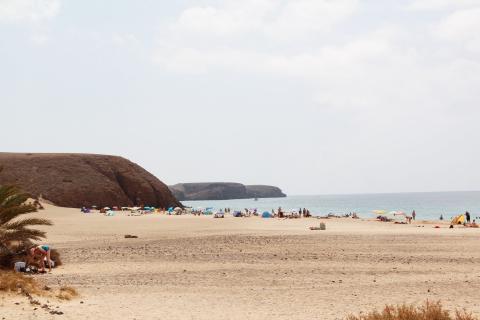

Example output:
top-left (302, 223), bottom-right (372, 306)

top-left (2, 218), bottom-right (52, 230)
top-left (0, 180), bottom-right (53, 264)
top-left (1, 228), bottom-right (48, 243)
top-left (0, 204), bottom-right (38, 225)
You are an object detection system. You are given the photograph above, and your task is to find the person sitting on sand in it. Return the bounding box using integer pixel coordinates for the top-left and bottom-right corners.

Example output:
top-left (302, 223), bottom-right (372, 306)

top-left (27, 245), bottom-right (52, 273)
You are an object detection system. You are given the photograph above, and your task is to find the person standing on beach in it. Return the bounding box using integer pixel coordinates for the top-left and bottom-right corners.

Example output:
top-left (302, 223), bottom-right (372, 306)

top-left (412, 210), bottom-right (416, 221)
top-left (466, 211), bottom-right (471, 223)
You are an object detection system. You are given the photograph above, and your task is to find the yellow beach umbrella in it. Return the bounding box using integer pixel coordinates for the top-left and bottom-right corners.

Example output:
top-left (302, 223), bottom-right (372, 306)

top-left (372, 210), bottom-right (386, 215)
top-left (451, 214), bottom-right (465, 225)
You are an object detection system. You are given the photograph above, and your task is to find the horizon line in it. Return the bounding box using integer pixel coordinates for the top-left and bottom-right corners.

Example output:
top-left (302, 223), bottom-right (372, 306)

top-left (287, 190), bottom-right (480, 197)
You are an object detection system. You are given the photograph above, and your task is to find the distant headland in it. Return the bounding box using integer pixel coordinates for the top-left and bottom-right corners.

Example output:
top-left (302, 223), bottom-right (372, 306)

top-left (169, 182), bottom-right (287, 201)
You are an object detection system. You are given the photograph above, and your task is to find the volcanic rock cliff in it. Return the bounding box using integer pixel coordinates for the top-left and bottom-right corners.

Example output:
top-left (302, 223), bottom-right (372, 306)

top-left (0, 153), bottom-right (181, 208)
top-left (245, 185), bottom-right (286, 199)
top-left (169, 182), bottom-right (286, 201)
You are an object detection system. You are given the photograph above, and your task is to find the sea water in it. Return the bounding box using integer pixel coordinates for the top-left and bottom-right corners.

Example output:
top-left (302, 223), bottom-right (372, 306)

top-left (182, 191), bottom-right (480, 221)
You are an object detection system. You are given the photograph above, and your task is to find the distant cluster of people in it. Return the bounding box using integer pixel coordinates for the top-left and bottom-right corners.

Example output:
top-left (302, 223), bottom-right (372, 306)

top-left (81, 205), bottom-right (181, 216)
top-left (448, 211), bottom-right (479, 228)
top-left (275, 207), bottom-right (312, 218)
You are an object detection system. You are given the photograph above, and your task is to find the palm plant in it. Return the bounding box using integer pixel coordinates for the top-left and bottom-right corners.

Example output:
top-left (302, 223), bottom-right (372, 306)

top-left (0, 167), bottom-right (52, 267)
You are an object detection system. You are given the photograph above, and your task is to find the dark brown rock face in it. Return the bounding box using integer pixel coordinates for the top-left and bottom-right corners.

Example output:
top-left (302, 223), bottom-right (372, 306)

top-left (0, 153), bottom-right (181, 208)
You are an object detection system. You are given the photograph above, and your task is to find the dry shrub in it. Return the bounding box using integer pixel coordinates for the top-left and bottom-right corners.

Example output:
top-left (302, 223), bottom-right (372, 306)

top-left (0, 272), bottom-right (43, 296)
top-left (0, 272), bottom-right (79, 302)
top-left (50, 249), bottom-right (62, 266)
top-left (0, 252), bottom-right (16, 269)
top-left (348, 301), bottom-right (477, 320)
top-left (56, 286), bottom-right (79, 300)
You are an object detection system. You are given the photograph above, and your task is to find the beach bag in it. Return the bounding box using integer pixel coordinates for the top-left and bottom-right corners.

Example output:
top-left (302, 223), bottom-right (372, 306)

top-left (14, 261), bottom-right (26, 272)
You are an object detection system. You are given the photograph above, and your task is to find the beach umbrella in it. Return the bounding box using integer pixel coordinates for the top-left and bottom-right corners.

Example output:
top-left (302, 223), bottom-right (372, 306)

top-left (372, 210), bottom-right (386, 215)
top-left (451, 214), bottom-right (465, 225)
top-left (262, 211), bottom-right (272, 218)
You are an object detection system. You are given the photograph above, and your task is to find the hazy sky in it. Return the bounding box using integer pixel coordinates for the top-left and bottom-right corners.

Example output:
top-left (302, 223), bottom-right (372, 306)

top-left (1, 0), bottom-right (479, 195)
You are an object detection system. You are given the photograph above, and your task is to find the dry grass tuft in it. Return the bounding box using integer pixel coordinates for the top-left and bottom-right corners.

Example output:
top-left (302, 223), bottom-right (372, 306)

top-left (1, 272), bottom-right (79, 302)
top-left (0, 272), bottom-right (43, 295)
top-left (347, 301), bottom-right (477, 320)
top-left (56, 286), bottom-right (79, 300)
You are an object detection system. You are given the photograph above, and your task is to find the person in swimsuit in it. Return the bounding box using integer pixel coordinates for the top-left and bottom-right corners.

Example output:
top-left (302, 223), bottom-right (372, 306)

top-left (28, 245), bottom-right (52, 273)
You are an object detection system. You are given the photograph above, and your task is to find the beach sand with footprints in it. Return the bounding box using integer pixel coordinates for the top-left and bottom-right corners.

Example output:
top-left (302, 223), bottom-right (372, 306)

top-left (2, 204), bottom-right (480, 319)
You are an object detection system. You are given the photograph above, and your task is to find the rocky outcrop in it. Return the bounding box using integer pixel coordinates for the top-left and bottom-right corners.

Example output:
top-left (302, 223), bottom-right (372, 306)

top-left (169, 183), bottom-right (246, 201)
top-left (169, 182), bottom-right (286, 201)
top-left (245, 185), bottom-right (286, 198)
top-left (0, 153), bottom-right (181, 208)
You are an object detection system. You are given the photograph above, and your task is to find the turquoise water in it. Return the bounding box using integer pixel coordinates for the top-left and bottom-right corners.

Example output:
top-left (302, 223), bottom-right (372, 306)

top-left (182, 191), bottom-right (480, 220)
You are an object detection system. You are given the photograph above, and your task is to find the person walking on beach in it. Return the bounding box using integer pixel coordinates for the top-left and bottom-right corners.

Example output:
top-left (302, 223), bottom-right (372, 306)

top-left (466, 211), bottom-right (471, 223)
top-left (412, 210), bottom-right (416, 221)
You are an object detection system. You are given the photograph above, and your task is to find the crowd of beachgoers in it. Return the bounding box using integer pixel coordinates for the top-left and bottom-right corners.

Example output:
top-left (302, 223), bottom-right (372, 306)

top-left (78, 205), bottom-right (480, 227)
top-left (80, 205), bottom-right (316, 219)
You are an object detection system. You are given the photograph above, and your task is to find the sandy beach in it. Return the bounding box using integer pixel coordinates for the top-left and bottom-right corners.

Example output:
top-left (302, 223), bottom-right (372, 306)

top-left (2, 205), bottom-right (480, 320)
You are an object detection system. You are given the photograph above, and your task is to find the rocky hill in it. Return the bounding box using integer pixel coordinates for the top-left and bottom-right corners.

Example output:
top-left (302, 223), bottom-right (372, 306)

top-left (245, 185), bottom-right (286, 198)
top-left (169, 182), bottom-right (286, 201)
top-left (0, 153), bottom-right (181, 208)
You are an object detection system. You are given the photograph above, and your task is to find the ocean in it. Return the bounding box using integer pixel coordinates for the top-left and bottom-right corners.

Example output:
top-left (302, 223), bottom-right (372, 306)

top-left (182, 191), bottom-right (480, 221)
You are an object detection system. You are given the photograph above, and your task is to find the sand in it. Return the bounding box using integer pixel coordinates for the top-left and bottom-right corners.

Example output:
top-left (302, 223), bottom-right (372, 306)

top-left (2, 204), bottom-right (480, 319)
